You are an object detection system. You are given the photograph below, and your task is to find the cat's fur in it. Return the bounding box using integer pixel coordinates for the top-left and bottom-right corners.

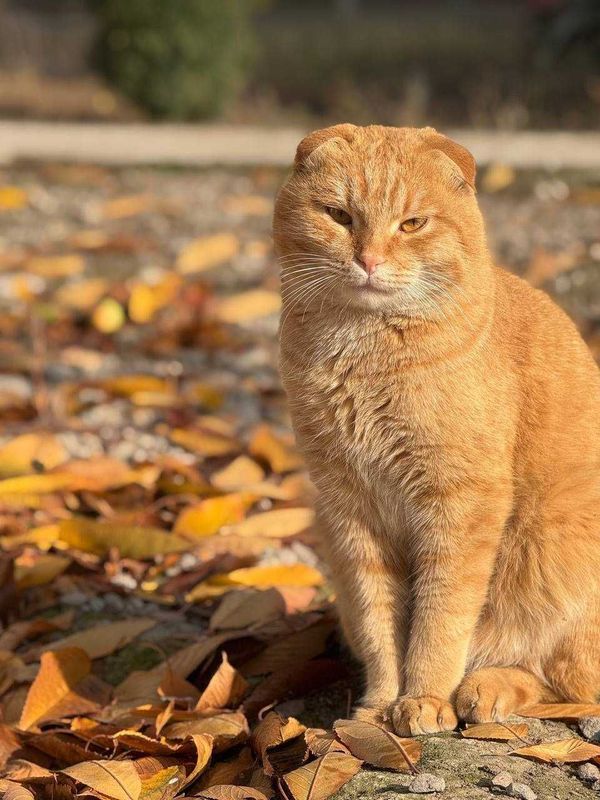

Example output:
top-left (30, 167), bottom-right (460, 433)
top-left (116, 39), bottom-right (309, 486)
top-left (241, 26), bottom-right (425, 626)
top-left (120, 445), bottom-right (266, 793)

top-left (273, 124), bottom-right (600, 735)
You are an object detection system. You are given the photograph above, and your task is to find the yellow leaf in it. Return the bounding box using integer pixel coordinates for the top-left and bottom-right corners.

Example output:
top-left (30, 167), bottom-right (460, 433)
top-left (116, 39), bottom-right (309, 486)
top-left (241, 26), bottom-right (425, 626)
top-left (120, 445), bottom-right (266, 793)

top-left (170, 427), bottom-right (240, 458)
top-left (210, 564), bottom-right (324, 589)
top-left (0, 432), bottom-right (68, 477)
top-left (462, 722), bottom-right (529, 741)
top-left (249, 424), bottom-right (303, 473)
top-left (211, 456), bottom-right (265, 491)
top-left (195, 653), bottom-right (249, 713)
top-left (140, 765), bottom-right (185, 800)
top-left (0, 473), bottom-right (73, 496)
top-left (214, 289), bottom-right (281, 324)
top-left (177, 233), bottom-right (239, 275)
top-left (15, 553), bottom-right (71, 589)
top-left (222, 195), bottom-right (272, 216)
top-left (101, 375), bottom-right (172, 398)
top-left (25, 254), bottom-right (84, 278)
top-left (282, 752), bottom-right (362, 800)
top-left (102, 193), bottom-right (155, 220)
top-left (19, 647), bottom-right (103, 730)
top-left (55, 278), bottom-right (108, 311)
top-left (0, 523), bottom-right (60, 551)
top-left (0, 186), bottom-right (28, 211)
top-left (231, 508), bottom-right (314, 539)
top-left (481, 163), bottom-right (515, 193)
top-left (57, 518), bottom-right (189, 559)
top-left (62, 759), bottom-right (142, 800)
top-left (174, 494), bottom-right (250, 538)
top-left (93, 298), bottom-right (125, 333)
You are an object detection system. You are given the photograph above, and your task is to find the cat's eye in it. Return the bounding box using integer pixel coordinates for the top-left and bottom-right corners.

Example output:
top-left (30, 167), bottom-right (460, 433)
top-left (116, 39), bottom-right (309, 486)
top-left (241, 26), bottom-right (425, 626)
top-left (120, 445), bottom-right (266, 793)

top-left (399, 217), bottom-right (428, 233)
top-left (326, 207), bottom-right (352, 226)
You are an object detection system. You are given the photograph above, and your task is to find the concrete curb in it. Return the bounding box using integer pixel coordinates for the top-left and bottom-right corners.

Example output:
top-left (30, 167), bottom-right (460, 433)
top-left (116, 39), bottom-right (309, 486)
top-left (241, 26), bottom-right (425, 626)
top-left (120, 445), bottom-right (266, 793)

top-left (0, 121), bottom-right (598, 169)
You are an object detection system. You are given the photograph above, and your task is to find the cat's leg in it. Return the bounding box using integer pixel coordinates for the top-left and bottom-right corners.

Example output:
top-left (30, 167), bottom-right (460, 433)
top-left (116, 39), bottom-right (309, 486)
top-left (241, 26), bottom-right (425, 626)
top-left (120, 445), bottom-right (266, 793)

top-left (544, 610), bottom-right (600, 702)
top-left (391, 487), bottom-right (509, 736)
top-left (455, 667), bottom-right (557, 723)
top-left (319, 502), bottom-right (409, 717)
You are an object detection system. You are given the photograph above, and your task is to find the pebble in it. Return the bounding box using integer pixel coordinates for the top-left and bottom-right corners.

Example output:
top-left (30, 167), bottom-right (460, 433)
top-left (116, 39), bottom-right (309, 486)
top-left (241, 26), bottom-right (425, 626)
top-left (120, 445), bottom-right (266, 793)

top-left (103, 592), bottom-right (125, 612)
top-left (579, 717), bottom-right (600, 742)
top-left (409, 773), bottom-right (445, 794)
top-left (491, 771), bottom-right (513, 791)
top-left (87, 597), bottom-right (105, 612)
top-left (509, 783), bottom-right (536, 800)
top-left (577, 763), bottom-right (600, 783)
top-left (61, 591), bottom-right (88, 606)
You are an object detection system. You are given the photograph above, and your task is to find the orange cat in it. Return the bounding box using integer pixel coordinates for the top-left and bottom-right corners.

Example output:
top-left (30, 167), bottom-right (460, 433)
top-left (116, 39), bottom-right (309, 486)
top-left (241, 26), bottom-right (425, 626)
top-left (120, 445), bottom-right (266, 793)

top-left (273, 124), bottom-right (600, 736)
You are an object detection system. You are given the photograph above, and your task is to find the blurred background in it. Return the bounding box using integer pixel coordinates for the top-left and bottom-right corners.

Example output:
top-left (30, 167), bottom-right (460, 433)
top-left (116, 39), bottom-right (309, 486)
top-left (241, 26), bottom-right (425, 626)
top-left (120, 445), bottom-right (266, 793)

top-left (0, 0), bottom-right (598, 127)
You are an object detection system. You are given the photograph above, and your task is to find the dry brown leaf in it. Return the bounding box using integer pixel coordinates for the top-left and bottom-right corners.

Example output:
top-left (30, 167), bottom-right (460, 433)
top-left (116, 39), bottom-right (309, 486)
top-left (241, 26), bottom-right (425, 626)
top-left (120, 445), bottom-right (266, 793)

top-left (2, 781), bottom-right (35, 800)
top-left (231, 508), bottom-right (314, 539)
top-left (197, 787), bottom-right (268, 800)
top-left (249, 425), bottom-right (303, 473)
top-left (182, 733), bottom-right (214, 787)
top-left (163, 712), bottom-right (249, 753)
top-left (19, 647), bottom-right (110, 730)
top-left (214, 290), bottom-right (281, 324)
top-left (211, 456), bottom-right (265, 492)
top-left (251, 712), bottom-right (306, 776)
top-left (58, 518), bottom-right (188, 559)
top-left (461, 722), bottom-right (529, 741)
top-left (2, 759), bottom-right (53, 781)
top-left (177, 233), bottom-right (239, 275)
top-left (0, 610), bottom-right (74, 651)
top-left (0, 652), bottom-right (26, 696)
top-left (210, 588), bottom-right (286, 632)
top-left (281, 751), bottom-right (362, 800)
top-left (26, 618), bottom-right (156, 661)
top-left (0, 723), bottom-right (21, 768)
top-left (174, 494), bottom-right (250, 538)
top-left (170, 427), bottom-right (240, 459)
top-left (195, 652), bottom-right (249, 712)
top-left (334, 718), bottom-right (421, 772)
top-left (14, 552), bottom-right (71, 589)
top-left (521, 703), bottom-right (600, 722)
top-left (62, 759), bottom-right (142, 800)
top-left (210, 564), bottom-right (324, 590)
top-left (0, 433), bottom-right (68, 477)
top-left (511, 737), bottom-right (600, 764)
top-left (242, 620), bottom-right (334, 678)
top-left (196, 745), bottom-right (254, 790)
top-left (27, 730), bottom-right (104, 766)
top-left (139, 764), bottom-right (185, 800)
top-left (305, 728), bottom-right (350, 758)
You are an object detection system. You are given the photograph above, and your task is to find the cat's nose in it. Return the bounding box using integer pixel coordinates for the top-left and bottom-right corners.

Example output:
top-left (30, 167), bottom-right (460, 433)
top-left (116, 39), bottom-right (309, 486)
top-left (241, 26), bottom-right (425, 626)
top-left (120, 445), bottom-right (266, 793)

top-left (356, 252), bottom-right (385, 275)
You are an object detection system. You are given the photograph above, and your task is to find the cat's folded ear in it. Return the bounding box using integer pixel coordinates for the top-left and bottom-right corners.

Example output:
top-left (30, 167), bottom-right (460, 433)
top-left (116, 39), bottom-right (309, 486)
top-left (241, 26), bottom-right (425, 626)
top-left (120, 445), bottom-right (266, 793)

top-left (420, 128), bottom-right (477, 191)
top-left (294, 124), bottom-right (357, 169)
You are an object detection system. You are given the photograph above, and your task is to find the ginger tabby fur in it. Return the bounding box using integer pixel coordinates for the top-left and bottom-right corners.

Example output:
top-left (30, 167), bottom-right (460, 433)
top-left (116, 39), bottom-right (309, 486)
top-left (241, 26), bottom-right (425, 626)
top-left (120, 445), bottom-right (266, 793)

top-left (273, 124), bottom-right (600, 736)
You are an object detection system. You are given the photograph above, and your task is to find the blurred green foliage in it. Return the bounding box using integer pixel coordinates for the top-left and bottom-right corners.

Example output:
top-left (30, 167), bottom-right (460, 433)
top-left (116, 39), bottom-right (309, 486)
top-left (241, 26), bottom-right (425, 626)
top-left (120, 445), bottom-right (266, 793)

top-left (99, 0), bottom-right (255, 120)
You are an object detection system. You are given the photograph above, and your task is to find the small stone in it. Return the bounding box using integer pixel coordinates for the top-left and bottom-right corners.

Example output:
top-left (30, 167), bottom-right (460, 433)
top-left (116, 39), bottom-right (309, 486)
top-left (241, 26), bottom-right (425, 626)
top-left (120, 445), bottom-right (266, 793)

top-left (87, 597), bottom-right (105, 612)
top-left (410, 773), bottom-right (445, 794)
top-left (103, 592), bottom-right (125, 612)
top-left (592, 778), bottom-right (600, 792)
top-left (579, 717), bottom-right (600, 742)
top-left (577, 763), bottom-right (600, 783)
top-left (509, 783), bottom-right (537, 800)
top-left (491, 771), bottom-right (513, 791)
top-left (61, 591), bottom-right (88, 606)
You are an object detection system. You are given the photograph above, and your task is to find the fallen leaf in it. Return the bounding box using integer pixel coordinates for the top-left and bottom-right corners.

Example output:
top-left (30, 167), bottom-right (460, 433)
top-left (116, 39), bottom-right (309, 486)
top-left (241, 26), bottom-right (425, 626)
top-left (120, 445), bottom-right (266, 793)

top-left (174, 495), bottom-right (250, 538)
top-left (334, 718), bottom-right (421, 772)
top-left (0, 652), bottom-right (26, 696)
top-left (0, 723), bottom-right (20, 767)
top-left (214, 290), bottom-right (281, 324)
top-left (139, 765), bottom-right (185, 800)
top-left (2, 782), bottom-right (35, 800)
top-left (58, 518), bottom-right (189, 559)
top-left (281, 751), bottom-right (362, 800)
top-left (305, 728), bottom-right (350, 757)
top-left (521, 703), bottom-right (600, 722)
top-left (196, 745), bottom-right (254, 789)
top-left (163, 712), bottom-right (249, 753)
top-left (481, 162), bottom-right (515, 193)
top-left (14, 552), bottom-right (71, 589)
top-left (62, 759), bottom-right (142, 800)
top-left (462, 722), bottom-right (529, 741)
top-left (197, 787), bottom-right (268, 800)
top-left (0, 186), bottom-right (28, 211)
top-left (55, 277), bottom-right (108, 311)
top-left (211, 456), bottom-right (265, 492)
top-left (27, 618), bottom-right (156, 660)
top-left (182, 733), bottom-right (214, 787)
top-left (26, 254), bottom-right (84, 278)
top-left (249, 425), bottom-right (303, 473)
top-left (177, 233), bottom-right (239, 275)
top-left (511, 737), bottom-right (600, 764)
top-left (195, 653), bottom-right (249, 713)
top-left (0, 432), bottom-right (68, 477)
top-left (170, 427), bottom-right (240, 459)
top-left (252, 712), bottom-right (306, 776)
top-left (210, 564), bottom-right (324, 590)
top-left (210, 588), bottom-right (286, 631)
top-left (231, 508), bottom-right (314, 539)
top-left (19, 647), bottom-right (110, 730)
top-left (92, 297), bottom-right (126, 333)
top-left (102, 194), bottom-right (155, 220)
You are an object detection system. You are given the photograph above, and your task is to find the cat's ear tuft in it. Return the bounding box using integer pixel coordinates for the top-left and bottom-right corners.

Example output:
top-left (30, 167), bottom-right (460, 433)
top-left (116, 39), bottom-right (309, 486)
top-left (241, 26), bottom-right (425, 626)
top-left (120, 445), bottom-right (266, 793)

top-left (421, 130), bottom-right (477, 191)
top-left (294, 124), bottom-right (356, 169)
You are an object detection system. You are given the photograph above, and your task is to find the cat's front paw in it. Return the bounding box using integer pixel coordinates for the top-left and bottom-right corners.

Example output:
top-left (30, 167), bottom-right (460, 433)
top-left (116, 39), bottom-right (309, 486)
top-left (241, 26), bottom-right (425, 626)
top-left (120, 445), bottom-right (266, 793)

top-left (389, 695), bottom-right (457, 736)
top-left (352, 704), bottom-right (390, 727)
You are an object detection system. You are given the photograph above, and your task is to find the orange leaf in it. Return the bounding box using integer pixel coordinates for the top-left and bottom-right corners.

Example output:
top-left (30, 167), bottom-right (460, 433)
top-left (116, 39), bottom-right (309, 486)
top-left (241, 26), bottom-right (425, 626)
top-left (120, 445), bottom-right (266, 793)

top-left (281, 751), bottom-right (362, 800)
top-left (521, 703), bottom-right (600, 722)
top-left (511, 737), bottom-right (600, 764)
top-left (249, 424), bottom-right (303, 473)
top-left (334, 718), bottom-right (421, 772)
top-left (195, 653), bottom-right (249, 713)
top-left (461, 722), bottom-right (529, 741)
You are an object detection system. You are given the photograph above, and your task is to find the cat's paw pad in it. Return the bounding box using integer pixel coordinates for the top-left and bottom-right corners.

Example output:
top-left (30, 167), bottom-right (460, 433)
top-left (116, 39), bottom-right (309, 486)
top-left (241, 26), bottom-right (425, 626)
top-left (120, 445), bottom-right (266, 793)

top-left (390, 695), bottom-right (457, 736)
top-left (455, 673), bottom-right (511, 723)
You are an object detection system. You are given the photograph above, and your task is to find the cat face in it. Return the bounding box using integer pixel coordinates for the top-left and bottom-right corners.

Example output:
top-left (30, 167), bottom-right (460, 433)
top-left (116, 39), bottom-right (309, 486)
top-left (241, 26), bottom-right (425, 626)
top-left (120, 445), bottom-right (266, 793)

top-left (274, 125), bottom-right (486, 318)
